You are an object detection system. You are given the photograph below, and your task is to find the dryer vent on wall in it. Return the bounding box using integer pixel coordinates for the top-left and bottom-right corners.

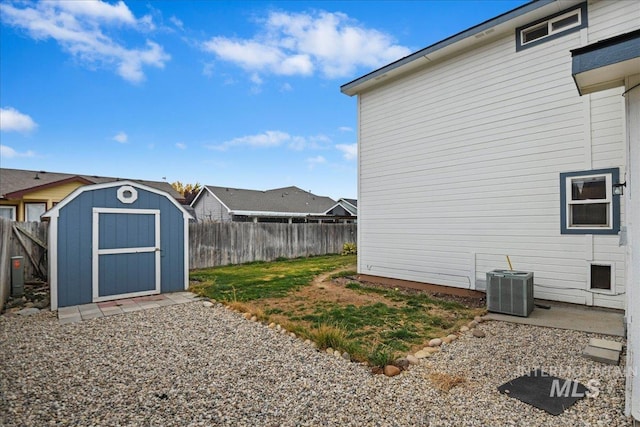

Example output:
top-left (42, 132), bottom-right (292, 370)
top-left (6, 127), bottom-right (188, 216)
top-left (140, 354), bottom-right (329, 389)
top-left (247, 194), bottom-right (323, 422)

top-left (486, 270), bottom-right (534, 317)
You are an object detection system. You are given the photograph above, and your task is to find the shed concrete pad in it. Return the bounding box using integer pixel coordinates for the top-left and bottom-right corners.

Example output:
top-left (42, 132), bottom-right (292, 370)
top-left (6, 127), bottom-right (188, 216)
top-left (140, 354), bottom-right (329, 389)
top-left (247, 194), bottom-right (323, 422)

top-left (483, 300), bottom-right (624, 337)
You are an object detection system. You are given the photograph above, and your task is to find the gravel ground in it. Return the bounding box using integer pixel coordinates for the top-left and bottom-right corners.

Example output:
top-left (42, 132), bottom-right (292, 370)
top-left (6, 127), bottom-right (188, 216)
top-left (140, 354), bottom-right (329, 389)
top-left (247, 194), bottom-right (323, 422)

top-left (0, 302), bottom-right (633, 426)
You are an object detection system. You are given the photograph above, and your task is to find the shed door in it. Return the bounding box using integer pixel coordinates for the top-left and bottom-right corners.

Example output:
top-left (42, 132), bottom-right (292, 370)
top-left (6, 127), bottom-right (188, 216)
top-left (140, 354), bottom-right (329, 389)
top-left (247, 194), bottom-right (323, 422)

top-left (92, 208), bottom-right (161, 302)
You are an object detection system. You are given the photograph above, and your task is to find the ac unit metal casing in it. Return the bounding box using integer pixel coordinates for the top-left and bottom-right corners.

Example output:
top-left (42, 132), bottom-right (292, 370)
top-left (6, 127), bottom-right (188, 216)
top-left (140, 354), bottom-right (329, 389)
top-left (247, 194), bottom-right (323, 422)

top-left (486, 270), bottom-right (534, 317)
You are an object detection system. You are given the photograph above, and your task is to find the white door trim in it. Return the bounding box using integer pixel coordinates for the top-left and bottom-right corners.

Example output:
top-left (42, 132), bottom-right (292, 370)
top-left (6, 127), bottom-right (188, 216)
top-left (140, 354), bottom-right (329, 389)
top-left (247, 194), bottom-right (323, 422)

top-left (92, 208), bottom-right (161, 302)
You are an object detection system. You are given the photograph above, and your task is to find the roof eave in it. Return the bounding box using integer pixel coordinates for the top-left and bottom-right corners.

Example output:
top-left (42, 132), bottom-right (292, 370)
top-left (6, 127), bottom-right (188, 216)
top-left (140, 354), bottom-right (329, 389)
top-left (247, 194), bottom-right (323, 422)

top-left (340, 0), bottom-right (580, 96)
top-left (571, 29), bottom-right (640, 96)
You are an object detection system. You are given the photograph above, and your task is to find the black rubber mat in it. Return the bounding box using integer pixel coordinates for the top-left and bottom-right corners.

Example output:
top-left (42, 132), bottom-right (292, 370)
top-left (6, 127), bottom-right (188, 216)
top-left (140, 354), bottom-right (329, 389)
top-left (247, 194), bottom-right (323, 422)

top-left (497, 369), bottom-right (588, 415)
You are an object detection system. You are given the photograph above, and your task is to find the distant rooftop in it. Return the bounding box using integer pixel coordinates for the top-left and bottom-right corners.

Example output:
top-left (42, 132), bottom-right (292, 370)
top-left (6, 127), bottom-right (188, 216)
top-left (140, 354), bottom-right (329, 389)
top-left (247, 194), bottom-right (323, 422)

top-left (198, 185), bottom-right (335, 214)
top-left (0, 168), bottom-right (184, 202)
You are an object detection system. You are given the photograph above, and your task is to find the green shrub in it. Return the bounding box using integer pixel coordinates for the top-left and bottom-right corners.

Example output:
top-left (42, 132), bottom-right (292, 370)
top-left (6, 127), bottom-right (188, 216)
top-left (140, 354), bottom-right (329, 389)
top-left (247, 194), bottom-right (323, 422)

top-left (368, 344), bottom-right (396, 368)
top-left (311, 324), bottom-right (349, 350)
top-left (341, 242), bottom-right (357, 255)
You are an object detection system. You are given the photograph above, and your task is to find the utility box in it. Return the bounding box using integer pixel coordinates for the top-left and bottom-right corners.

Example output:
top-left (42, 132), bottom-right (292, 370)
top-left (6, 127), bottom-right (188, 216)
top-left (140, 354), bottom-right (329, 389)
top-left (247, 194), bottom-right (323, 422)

top-left (486, 270), bottom-right (534, 317)
top-left (11, 256), bottom-right (25, 298)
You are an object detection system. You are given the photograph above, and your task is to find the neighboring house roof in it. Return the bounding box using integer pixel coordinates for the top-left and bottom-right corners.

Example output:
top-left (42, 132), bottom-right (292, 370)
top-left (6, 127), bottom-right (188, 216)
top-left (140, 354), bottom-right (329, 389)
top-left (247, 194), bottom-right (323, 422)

top-left (193, 185), bottom-right (336, 216)
top-left (341, 0), bottom-right (576, 96)
top-left (324, 198), bottom-right (358, 216)
top-left (0, 168), bottom-right (184, 202)
top-left (342, 198), bottom-right (357, 209)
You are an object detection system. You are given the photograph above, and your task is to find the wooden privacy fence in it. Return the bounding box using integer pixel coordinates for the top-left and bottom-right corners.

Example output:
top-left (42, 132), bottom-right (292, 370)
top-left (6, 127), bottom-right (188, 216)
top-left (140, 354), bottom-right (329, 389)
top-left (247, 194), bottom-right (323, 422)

top-left (0, 218), bottom-right (48, 311)
top-left (0, 219), bottom-right (356, 309)
top-left (189, 222), bottom-right (357, 269)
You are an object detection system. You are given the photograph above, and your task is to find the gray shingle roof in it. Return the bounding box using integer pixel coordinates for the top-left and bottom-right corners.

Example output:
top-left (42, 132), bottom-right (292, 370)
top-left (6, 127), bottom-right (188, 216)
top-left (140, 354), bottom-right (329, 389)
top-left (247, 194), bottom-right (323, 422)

top-left (0, 168), bottom-right (184, 202)
top-left (203, 185), bottom-right (335, 214)
top-left (342, 198), bottom-right (357, 208)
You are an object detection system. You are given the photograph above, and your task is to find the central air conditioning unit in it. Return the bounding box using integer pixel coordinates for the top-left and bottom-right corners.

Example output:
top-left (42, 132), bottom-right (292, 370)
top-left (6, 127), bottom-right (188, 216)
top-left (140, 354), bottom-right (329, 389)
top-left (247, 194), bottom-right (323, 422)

top-left (486, 270), bottom-right (534, 317)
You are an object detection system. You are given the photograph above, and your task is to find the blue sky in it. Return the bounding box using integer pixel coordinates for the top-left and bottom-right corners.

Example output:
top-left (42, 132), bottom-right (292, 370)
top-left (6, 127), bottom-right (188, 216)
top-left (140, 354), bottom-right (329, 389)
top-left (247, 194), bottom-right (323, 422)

top-left (1, 0), bottom-right (527, 200)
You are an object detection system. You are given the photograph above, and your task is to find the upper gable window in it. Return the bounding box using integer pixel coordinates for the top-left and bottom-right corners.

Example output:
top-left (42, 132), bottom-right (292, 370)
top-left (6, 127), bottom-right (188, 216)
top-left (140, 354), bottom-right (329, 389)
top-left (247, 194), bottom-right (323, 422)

top-left (516, 3), bottom-right (587, 51)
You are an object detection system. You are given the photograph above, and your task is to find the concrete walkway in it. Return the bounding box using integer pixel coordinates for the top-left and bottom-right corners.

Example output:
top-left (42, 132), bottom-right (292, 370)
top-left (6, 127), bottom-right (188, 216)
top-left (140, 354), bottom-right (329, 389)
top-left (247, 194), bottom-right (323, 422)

top-left (484, 299), bottom-right (625, 337)
top-left (57, 292), bottom-right (201, 324)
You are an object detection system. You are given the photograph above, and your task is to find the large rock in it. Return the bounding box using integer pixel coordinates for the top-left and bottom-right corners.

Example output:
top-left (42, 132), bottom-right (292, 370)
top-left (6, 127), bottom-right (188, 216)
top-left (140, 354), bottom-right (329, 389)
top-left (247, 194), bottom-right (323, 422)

top-left (406, 355), bottom-right (420, 365)
top-left (394, 358), bottom-right (410, 370)
top-left (383, 365), bottom-right (401, 377)
top-left (414, 350), bottom-right (430, 359)
top-left (429, 338), bottom-right (442, 347)
top-left (472, 329), bottom-right (486, 338)
top-left (17, 308), bottom-right (40, 316)
top-left (460, 326), bottom-right (470, 332)
top-left (446, 334), bottom-right (458, 342)
top-left (202, 301), bottom-right (214, 308)
top-left (423, 347), bottom-right (440, 354)
top-left (33, 298), bottom-right (50, 309)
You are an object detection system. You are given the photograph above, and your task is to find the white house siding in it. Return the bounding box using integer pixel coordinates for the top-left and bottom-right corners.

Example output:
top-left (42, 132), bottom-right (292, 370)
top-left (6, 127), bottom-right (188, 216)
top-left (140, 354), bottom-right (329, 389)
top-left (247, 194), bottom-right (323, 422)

top-left (591, 88), bottom-right (626, 308)
top-left (587, 0), bottom-right (640, 42)
top-left (357, 0), bottom-right (637, 308)
top-left (193, 191), bottom-right (231, 222)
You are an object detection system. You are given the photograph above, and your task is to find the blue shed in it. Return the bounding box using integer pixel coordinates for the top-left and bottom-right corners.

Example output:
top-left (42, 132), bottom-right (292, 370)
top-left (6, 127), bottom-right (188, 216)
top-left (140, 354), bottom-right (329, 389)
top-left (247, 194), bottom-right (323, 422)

top-left (43, 181), bottom-right (192, 310)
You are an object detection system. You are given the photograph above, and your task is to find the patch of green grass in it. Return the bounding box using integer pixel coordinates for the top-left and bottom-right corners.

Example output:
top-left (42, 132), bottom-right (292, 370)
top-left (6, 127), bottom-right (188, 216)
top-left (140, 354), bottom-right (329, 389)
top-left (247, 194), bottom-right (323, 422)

top-left (345, 283), bottom-right (467, 312)
top-left (383, 327), bottom-right (421, 341)
top-left (190, 254), bottom-right (356, 301)
top-left (190, 254), bottom-right (481, 367)
top-left (330, 270), bottom-right (357, 279)
top-left (299, 301), bottom-right (452, 358)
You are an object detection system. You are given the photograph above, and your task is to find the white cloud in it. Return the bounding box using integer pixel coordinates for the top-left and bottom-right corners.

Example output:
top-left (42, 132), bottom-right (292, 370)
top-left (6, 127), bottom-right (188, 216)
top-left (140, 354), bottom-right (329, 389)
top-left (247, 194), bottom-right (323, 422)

top-left (250, 73), bottom-right (263, 85)
top-left (55, 1), bottom-right (136, 24)
top-left (210, 130), bottom-right (290, 151)
top-left (288, 134), bottom-right (331, 151)
top-left (113, 132), bottom-right (128, 143)
top-left (176, 142), bottom-right (187, 149)
top-left (202, 62), bottom-right (215, 77)
top-left (280, 82), bottom-right (293, 92)
top-left (170, 16), bottom-right (184, 30)
top-left (202, 10), bottom-right (410, 80)
top-left (338, 126), bottom-right (353, 132)
top-left (208, 130), bottom-right (331, 151)
top-left (0, 107), bottom-right (38, 132)
top-left (336, 143), bottom-right (357, 160)
top-left (0, 145), bottom-right (36, 158)
top-left (306, 155), bottom-right (326, 170)
top-left (0, 1), bottom-right (170, 83)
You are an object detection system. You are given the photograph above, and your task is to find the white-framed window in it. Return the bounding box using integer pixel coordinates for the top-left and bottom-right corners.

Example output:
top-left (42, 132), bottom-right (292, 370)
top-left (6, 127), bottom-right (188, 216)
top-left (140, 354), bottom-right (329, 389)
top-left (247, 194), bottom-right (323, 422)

top-left (25, 202), bottom-right (46, 222)
top-left (588, 262), bottom-right (614, 293)
top-left (560, 168), bottom-right (620, 235)
top-left (0, 206), bottom-right (17, 221)
top-left (516, 3), bottom-right (587, 51)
